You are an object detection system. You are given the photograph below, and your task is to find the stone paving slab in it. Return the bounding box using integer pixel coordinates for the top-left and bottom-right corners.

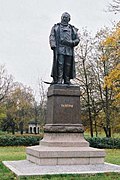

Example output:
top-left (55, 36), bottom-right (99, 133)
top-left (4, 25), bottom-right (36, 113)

top-left (3, 160), bottom-right (120, 177)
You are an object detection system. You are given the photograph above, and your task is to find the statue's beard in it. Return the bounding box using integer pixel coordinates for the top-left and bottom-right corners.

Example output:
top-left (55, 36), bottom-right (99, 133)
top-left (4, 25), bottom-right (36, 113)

top-left (61, 20), bottom-right (69, 26)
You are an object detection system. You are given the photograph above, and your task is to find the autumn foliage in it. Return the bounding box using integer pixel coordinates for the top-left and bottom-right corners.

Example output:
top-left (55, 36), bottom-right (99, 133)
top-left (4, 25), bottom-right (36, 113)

top-left (102, 23), bottom-right (120, 104)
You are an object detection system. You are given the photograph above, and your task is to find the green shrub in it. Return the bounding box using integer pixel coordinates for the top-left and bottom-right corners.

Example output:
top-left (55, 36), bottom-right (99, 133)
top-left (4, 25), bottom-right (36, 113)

top-left (86, 137), bottom-right (120, 149)
top-left (0, 135), bottom-right (119, 148)
top-left (0, 135), bottom-right (43, 146)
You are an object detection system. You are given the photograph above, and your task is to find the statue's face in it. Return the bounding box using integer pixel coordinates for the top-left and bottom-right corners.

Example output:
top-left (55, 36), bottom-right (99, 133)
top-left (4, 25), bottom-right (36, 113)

top-left (61, 13), bottom-right (70, 24)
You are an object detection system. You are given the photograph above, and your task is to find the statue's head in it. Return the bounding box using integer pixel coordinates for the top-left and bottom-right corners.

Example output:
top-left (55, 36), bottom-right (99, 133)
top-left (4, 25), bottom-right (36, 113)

top-left (61, 12), bottom-right (71, 24)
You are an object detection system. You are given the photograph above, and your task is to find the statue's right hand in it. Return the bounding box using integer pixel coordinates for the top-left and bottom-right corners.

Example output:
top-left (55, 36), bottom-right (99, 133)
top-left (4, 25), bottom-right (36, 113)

top-left (51, 47), bottom-right (56, 50)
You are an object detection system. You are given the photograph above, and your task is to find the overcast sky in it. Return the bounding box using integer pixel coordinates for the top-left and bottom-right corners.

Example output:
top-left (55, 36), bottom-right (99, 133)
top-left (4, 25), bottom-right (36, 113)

top-left (0, 0), bottom-right (119, 94)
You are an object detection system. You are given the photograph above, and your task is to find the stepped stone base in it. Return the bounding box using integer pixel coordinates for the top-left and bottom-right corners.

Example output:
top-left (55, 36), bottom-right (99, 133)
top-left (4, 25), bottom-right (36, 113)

top-left (26, 131), bottom-right (105, 166)
top-left (26, 145), bottom-right (105, 166)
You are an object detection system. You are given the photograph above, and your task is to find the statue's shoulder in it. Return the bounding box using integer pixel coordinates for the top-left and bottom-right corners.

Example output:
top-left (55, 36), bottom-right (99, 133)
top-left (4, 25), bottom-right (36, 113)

top-left (69, 24), bottom-right (79, 32)
top-left (52, 23), bottom-right (60, 32)
top-left (53, 23), bottom-right (60, 27)
top-left (56, 23), bottom-right (60, 25)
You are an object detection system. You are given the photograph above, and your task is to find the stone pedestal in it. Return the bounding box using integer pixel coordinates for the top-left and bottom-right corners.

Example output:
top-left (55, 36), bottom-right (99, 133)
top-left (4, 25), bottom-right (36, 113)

top-left (26, 85), bottom-right (105, 165)
top-left (45, 85), bottom-right (82, 125)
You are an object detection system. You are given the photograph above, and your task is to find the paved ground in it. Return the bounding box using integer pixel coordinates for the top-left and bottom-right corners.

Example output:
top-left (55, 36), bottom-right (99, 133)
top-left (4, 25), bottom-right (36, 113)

top-left (3, 160), bottom-right (120, 177)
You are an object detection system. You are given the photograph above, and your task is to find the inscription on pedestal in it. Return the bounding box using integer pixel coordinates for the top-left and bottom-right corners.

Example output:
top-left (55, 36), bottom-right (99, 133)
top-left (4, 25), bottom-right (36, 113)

top-left (61, 104), bottom-right (73, 108)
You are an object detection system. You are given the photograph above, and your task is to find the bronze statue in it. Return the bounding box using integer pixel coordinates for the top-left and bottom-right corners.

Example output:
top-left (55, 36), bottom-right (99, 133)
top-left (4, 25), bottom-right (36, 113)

top-left (49, 12), bottom-right (80, 85)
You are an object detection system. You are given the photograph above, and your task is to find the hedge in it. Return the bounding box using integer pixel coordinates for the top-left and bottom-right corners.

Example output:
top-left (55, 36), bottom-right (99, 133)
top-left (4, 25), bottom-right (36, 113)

top-left (0, 135), bottom-right (120, 148)
top-left (86, 137), bottom-right (120, 149)
top-left (0, 135), bottom-right (42, 146)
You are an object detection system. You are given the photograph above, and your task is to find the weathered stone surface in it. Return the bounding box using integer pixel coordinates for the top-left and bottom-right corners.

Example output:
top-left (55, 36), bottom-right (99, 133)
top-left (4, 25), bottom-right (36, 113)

top-left (3, 160), bottom-right (120, 177)
top-left (44, 124), bottom-right (84, 133)
top-left (26, 146), bottom-right (105, 166)
top-left (46, 85), bottom-right (81, 125)
top-left (40, 132), bottom-right (89, 147)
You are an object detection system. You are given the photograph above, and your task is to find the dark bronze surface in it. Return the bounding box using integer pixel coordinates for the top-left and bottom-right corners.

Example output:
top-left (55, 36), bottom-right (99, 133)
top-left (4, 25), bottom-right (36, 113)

top-left (49, 12), bottom-right (80, 85)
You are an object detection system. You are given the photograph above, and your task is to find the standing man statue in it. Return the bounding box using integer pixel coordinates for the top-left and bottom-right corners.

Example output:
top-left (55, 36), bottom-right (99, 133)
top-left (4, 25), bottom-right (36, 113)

top-left (49, 12), bottom-right (80, 85)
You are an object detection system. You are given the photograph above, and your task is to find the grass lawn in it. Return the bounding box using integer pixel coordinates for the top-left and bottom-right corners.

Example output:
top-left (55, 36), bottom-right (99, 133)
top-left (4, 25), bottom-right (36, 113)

top-left (0, 147), bottom-right (120, 180)
top-left (84, 131), bottom-right (120, 138)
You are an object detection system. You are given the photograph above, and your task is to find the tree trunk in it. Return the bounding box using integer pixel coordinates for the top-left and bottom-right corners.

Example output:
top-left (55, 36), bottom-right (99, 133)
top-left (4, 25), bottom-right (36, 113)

top-left (11, 122), bottom-right (15, 135)
top-left (19, 121), bottom-right (24, 135)
top-left (104, 61), bottom-right (111, 137)
top-left (83, 59), bottom-right (93, 137)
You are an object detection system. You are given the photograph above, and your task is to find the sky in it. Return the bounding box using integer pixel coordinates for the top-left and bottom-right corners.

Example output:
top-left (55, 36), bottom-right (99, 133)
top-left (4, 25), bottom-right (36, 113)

top-left (0, 0), bottom-right (119, 95)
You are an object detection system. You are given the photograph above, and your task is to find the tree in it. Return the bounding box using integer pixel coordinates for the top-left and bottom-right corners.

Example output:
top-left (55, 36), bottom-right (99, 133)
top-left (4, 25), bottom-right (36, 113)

top-left (37, 79), bottom-right (47, 126)
top-left (108, 0), bottom-right (120, 13)
top-left (0, 65), bottom-right (13, 131)
top-left (0, 65), bottom-right (13, 103)
top-left (5, 83), bottom-right (35, 134)
top-left (75, 26), bottom-right (119, 137)
top-left (93, 28), bottom-right (115, 137)
top-left (102, 23), bottom-right (120, 101)
top-left (101, 23), bottom-right (120, 135)
top-left (75, 29), bottom-right (95, 137)
top-left (0, 104), bottom-right (6, 129)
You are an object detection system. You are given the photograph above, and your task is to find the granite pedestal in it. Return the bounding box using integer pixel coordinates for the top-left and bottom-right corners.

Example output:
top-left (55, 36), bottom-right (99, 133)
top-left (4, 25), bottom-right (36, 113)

top-left (26, 85), bottom-right (105, 165)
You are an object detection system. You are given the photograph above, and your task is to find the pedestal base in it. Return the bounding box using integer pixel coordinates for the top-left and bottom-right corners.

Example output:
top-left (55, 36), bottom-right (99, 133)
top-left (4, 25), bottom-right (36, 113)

top-left (26, 131), bottom-right (105, 166)
top-left (40, 132), bottom-right (89, 147)
top-left (26, 145), bottom-right (105, 166)
top-left (26, 85), bottom-right (105, 166)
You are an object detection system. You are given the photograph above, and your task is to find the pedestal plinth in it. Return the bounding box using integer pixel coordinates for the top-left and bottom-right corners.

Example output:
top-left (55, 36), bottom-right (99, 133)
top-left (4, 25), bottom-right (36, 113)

top-left (26, 85), bottom-right (105, 165)
top-left (46, 85), bottom-right (82, 125)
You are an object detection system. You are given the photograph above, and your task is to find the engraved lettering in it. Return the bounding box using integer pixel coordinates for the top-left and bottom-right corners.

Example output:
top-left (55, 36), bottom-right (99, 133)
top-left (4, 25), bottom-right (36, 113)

top-left (61, 104), bottom-right (73, 108)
